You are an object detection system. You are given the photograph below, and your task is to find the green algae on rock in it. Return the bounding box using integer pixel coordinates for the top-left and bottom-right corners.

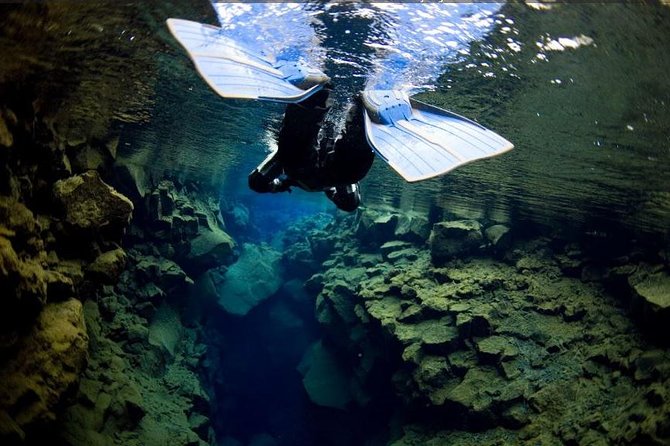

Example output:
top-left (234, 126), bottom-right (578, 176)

top-left (429, 220), bottom-right (484, 264)
top-left (217, 243), bottom-right (282, 316)
top-left (53, 171), bottom-right (133, 240)
top-left (306, 208), bottom-right (670, 444)
top-left (0, 299), bottom-right (88, 441)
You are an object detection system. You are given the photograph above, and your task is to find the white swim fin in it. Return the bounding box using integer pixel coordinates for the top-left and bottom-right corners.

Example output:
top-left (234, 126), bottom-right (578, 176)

top-left (362, 90), bottom-right (513, 182)
top-left (166, 18), bottom-right (330, 104)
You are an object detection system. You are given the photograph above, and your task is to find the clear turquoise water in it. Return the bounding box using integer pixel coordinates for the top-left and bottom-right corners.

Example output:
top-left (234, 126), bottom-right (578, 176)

top-left (145, 2), bottom-right (669, 444)
top-left (3, 1), bottom-right (668, 444)
top-left (120, 0), bottom-right (670, 239)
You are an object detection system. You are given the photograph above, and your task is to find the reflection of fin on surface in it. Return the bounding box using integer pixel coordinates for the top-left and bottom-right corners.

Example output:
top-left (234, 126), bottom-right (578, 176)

top-left (362, 90), bottom-right (514, 183)
top-left (166, 18), bottom-right (330, 104)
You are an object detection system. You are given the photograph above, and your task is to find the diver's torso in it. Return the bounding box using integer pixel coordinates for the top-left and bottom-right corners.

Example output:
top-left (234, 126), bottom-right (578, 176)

top-left (277, 89), bottom-right (373, 192)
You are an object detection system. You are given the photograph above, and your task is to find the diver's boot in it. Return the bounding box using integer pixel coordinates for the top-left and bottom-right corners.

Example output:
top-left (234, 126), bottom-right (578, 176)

top-left (325, 183), bottom-right (361, 212)
top-left (248, 151), bottom-right (288, 193)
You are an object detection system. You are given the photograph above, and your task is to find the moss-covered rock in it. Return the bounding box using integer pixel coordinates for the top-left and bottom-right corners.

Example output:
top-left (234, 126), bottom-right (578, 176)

top-left (629, 269), bottom-right (670, 331)
top-left (0, 235), bottom-right (49, 345)
top-left (394, 213), bottom-right (431, 244)
top-left (217, 243), bottom-right (282, 316)
top-left (475, 336), bottom-right (520, 363)
top-left (429, 220), bottom-right (483, 264)
top-left (186, 228), bottom-right (235, 273)
top-left (308, 211), bottom-right (670, 444)
top-left (0, 299), bottom-right (88, 441)
top-left (52, 171), bottom-right (133, 240)
top-left (86, 248), bottom-right (127, 284)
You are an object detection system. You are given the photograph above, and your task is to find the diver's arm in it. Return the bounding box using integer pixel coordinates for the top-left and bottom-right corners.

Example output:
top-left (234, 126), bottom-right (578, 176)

top-left (248, 151), bottom-right (293, 193)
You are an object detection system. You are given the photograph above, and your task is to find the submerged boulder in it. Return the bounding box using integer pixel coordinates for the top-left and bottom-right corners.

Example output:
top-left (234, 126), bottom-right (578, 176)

top-left (394, 213), bottom-right (431, 244)
top-left (429, 220), bottom-right (483, 264)
top-left (86, 248), bottom-right (127, 284)
top-left (217, 243), bottom-right (282, 316)
top-left (630, 270), bottom-right (670, 312)
top-left (185, 227), bottom-right (235, 273)
top-left (355, 210), bottom-right (399, 247)
top-left (0, 236), bottom-right (49, 341)
top-left (629, 269), bottom-right (670, 336)
top-left (52, 171), bottom-right (133, 239)
top-left (298, 340), bottom-right (352, 410)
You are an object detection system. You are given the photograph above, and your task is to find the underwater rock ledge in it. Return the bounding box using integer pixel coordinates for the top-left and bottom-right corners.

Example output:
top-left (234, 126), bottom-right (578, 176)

top-left (0, 168), bottom-right (135, 442)
top-left (0, 85), bottom-right (232, 444)
top-left (301, 207), bottom-right (670, 445)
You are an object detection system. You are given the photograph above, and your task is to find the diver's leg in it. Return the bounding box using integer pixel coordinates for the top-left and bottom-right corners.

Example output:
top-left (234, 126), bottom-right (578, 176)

top-left (277, 87), bottom-right (332, 170)
top-left (325, 183), bottom-right (361, 212)
top-left (248, 151), bottom-right (291, 193)
top-left (323, 95), bottom-right (375, 185)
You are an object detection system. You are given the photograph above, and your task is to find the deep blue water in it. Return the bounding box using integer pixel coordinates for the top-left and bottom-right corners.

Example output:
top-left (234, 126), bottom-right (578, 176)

top-left (123, 1), bottom-right (670, 444)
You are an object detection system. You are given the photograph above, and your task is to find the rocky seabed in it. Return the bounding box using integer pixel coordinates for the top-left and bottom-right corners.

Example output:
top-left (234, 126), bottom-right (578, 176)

top-left (0, 101), bottom-right (669, 446)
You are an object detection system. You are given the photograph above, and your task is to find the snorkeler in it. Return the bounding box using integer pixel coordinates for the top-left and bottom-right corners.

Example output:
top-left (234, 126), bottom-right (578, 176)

top-left (247, 86), bottom-right (375, 212)
top-left (166, 16), bottom-right (513, 212)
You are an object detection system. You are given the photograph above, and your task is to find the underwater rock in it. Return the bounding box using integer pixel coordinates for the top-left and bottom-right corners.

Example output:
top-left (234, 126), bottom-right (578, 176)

top-left (0, 236), bottom-right (49, 341)
top-left (217, 243), bottom-right (282, 316)
top-left (412, 355), bottom-right (456, 405)
top-left (429, 220), bottom-right (483, 264)
top-left (142, 181), bottom-right (236, 276)
top-left (554, 244), bottom-right (584, 276)
top-left (188, 413), bottom-right (210, 441)
top-left (112, 382), bottom-right (146, 427)
top-left (283, 244), bottom-right (319, 279)
top-left (136, 255), bottom-right (193, 294)
top-left (59, 285), bottom-right (212, 445)
top-left (220, 202), bottom-right (249, 234)
top-left (0, 299), bottom-right (88, 441)
top-left (86, 248), bottom-right (127, 284)
top-left (355, 210), bottom-right (398, 247)
top-left (185, 227), bottom-right (235, 273)
top-left (380, 240), bottom-right (413, 261)
top-left (630, 270), bottom-right (670, 312)
top-left (475, 336), bottom-right (520, 363)
top-left (455, 311), bottom-right (492, 339)
top-left (298, 340), bottom-right (353, 410)
top-left (0, 197), bottom-right (37, 243)
top-left (52, 171), bottom-right (133, 239)
top-left (629, 268), bottom-right (670, 335)
top-left (393, 318), bottom-right (459, 350)
top-left (445, 366), bottom-right (523, 418)
top-left (484, 224), bottom-right (511, 252)
top-left (44, 269), bottom-right (75, 301)
top-left (394, 213), bottom-right (431, 244)
top-left (148, 304), bottom-right (183, 359)
top-left (0, 113), bottom-right (13, 148)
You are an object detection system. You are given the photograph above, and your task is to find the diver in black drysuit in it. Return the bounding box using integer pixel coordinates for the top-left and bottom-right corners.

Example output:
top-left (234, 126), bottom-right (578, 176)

top-left (247, 2), bottom-right (383, 212)
top-left (247, 2), bottom-right (389, 212)
top-left (247, 87), bottom-right (375, 212)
